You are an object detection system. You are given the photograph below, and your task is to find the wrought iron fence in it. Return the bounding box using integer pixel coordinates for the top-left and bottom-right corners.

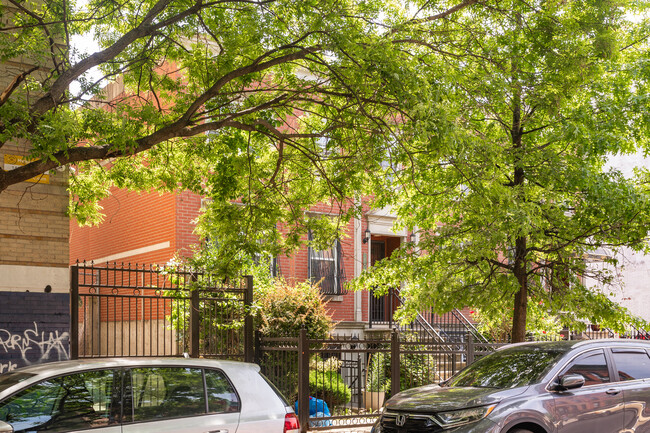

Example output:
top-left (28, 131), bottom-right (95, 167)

top-left (257, 329), bottom-right (504, 432)
top-left (70, 262), bottom-right (254, 361)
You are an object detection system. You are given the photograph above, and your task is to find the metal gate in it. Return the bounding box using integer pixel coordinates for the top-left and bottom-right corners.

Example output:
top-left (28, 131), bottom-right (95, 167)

top-left (70, 262), bottom-right (254, 361)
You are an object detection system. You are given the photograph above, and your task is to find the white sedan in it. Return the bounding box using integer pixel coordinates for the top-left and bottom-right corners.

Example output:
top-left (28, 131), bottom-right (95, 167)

top-left (0, 358), bottom-right (300, 433)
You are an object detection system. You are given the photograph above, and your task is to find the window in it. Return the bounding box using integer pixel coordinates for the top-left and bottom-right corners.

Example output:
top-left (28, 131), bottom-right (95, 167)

top-left (205, 369), bottom-right (240, 413)
top-left (0, 369), bottom-right (119, 432)
top-left (315, 136), bottom-right (330, 158)
top-left (380, 158), bottom-right (399, 184)
top-left (127, 367), bottom-right (205, 422)
top-left (561, 350), bottom-right (610, 386)
top-left (611, 350), bottom-right (650, 381)
top-left (446, 347), bottom-right (564, 389)
top-left (308, 232), bottom-right (345, 295)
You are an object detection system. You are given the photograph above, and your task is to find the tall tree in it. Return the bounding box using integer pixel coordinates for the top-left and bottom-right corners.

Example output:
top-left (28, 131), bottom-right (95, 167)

top-left (353, 0), bottom-right (650, 341)
top-left (1, 0), bottom-right (477, 270)
top-left (0, 0), bottom-right (409, 203)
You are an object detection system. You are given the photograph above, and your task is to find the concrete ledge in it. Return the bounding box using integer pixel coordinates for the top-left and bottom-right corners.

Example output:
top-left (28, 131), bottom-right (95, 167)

top-left (0, 264), bottom-right (69, 293)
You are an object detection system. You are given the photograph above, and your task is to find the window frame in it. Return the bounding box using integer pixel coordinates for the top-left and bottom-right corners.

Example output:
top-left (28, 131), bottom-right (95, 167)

top-left (549, 348), bottom-right (615, 391)
top-left (0, 367), bottom-right (122, 432)
top-left (122, 365), bottom-right (241, 426)
top-left (307, 230), bottom-right (344, 296)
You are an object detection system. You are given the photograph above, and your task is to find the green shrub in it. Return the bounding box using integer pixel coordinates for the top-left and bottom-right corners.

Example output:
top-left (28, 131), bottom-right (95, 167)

top-left (309, 370), bottom-right (352, 407)
top-left (256, 279), bottom-right (333, 339)
top-left (366, 353), bottom-right (389, 392)
top-left (366, 336), bottom-right (438, 394)
top-left (255, 278), bottom-right (333, 401)
top-left (472, 298), bottom-right (562, 342)
top-left (310, 355), bottom-right (342, 372)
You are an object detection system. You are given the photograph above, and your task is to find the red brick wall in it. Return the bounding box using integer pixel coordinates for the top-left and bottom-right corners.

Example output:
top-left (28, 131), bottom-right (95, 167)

top-left (274, 201), bottom-right (362, 323)
top-left (70, 188), bottom-right (177, 264)
top-left (175, 191), bottom-right (202, 258)
top-left (71, 190), bottom-right (372, 324)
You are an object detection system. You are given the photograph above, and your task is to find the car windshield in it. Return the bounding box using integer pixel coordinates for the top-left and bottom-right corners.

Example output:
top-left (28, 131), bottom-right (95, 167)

top-left (0, 372), bottom-right (36, 393)
top-left (445, 346), bottom-right (564, 389)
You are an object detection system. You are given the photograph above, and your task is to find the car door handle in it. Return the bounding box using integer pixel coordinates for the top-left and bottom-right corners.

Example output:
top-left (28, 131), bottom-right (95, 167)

top-left (606, 388), bottom-right (621, 395)
top-left (206, 430), bottom-right (228, 433)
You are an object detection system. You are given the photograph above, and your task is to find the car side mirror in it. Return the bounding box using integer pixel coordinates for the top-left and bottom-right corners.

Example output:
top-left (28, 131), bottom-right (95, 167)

top-left (555, 374), bottom-right (585, 391)
top-left (0, 421), bottom-right (13, 433)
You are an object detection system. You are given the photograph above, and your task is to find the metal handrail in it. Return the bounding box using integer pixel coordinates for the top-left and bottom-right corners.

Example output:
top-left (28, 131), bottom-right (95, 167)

top-left (374, 288), bottom-right (487, 346)
top-left (451, 308), bottom-right (489, 343)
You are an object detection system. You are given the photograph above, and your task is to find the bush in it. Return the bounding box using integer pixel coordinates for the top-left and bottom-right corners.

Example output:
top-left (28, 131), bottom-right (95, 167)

top-left (472, 298), bottom-right (562, 342)
top-left (309, 370), bottom-right (352, 407)
top-left (255, 278), bottom-right (334, 402)
top-left (366, 335), bottom-right (438, 394)
top-left (256, 278), bottom-right (332, 339)
top-left (366, 353), bottom-right (389, 392)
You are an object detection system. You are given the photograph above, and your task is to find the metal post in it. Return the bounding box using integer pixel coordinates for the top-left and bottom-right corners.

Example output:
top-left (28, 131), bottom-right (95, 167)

top-left (70, 266), bottom-right (79, 360)
top-left (189, 272), bottom-right (200, 358)
top-left (467, 333), bottom-right (475, 365)
top-left (244, 275), bottom-right (254, 363)
top-left (368, 291), bottom-right (373, 328)
top-left (298, 328), bottom-right (310, 432)
top-left (389, 288), bottom-right (394, 329)
top-left (452, 344), bottom-right (457, 375)
top-left (391, 328), bottom-right (400, 396)
top-left (254, 330), bottom-right (262, 366)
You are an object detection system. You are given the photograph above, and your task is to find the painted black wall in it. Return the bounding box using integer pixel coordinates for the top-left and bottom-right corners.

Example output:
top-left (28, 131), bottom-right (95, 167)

top-left (0, 292), bottom-right (70, 373)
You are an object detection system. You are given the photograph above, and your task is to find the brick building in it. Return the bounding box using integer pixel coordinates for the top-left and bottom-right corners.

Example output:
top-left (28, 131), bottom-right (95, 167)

top-left (68, 62), bottom-right (478, 341)
top-left (0, 0), bottom-right (71, 371)
top-left (0, 2), bottom-right (70, 294)
top-left (69, 185), bottom-right (415, 336)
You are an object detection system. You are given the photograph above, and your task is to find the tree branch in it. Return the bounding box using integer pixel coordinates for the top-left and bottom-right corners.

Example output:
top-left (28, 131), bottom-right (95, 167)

top-left (0, 66), bottom-right (39, 108)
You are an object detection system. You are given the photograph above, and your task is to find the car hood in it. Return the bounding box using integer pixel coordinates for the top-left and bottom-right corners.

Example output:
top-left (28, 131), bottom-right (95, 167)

top-left (384, 384), bottom-right (527, 413)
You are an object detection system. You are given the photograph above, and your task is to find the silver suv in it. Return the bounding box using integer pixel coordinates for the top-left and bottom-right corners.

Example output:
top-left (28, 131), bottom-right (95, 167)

top-left (0, 358), bottom-right (299, 433)
top-left (372, 339), bottom-right (650, 433)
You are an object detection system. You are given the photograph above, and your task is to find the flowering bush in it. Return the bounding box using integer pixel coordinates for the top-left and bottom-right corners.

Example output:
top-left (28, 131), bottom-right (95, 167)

top-left (310, 356), bottom-right (342, 372)
top-left (256, 278), bottom-right (332, 339)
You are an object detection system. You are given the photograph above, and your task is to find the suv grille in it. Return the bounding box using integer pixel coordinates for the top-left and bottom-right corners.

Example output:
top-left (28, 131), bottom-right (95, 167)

top-left (380, 412), bottom-right (443, 433)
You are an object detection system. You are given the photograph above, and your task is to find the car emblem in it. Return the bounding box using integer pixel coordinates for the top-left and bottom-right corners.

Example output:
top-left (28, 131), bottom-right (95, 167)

top-left (396, 414), bottom-right (408, 427)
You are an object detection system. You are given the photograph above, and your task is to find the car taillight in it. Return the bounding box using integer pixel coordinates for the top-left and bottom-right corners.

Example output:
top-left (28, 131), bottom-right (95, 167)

top-left (284, 412), bottom-right (300, 433)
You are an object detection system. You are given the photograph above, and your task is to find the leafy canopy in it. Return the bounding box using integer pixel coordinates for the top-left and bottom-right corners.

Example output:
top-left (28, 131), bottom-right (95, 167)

top-left (349, 0), bottom-right (650, 340)
top-left (0, 0), bottom-right (415, 236)
top-left (5, 0), bottom-right (650, 340)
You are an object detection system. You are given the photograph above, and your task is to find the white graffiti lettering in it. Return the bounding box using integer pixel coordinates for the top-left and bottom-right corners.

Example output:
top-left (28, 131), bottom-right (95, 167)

top-left (0, 322), bottom-right (69, 369)
top-left (0, 362), bottom-right (17, 373)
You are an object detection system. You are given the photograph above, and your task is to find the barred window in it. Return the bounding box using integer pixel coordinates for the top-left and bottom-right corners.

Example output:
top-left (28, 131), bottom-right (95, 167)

top-left (308, 232), bottom-right (345, 295)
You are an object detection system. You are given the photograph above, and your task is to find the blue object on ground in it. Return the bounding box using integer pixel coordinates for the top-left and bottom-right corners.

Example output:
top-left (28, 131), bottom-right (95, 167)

top-left (294, 396), bottom-right (333, 427)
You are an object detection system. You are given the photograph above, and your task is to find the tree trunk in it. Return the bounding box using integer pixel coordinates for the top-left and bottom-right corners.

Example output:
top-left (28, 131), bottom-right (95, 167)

top-left (511, 236), bottom-right (528, 342)
top-left (510, 15), bottom-right (527, 342)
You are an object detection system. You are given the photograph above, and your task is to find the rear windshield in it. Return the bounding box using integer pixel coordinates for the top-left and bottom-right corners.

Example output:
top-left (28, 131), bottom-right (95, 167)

top-left (445, 347), bottom-right (564, 389)
top-left (0, 372), bottom-right (36, 393)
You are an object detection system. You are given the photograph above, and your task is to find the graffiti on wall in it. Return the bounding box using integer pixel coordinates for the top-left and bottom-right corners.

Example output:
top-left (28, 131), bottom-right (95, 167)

top-left (0, 322), bottom-right (70, 372)
top-left (0, 361), bottom-right (17, 374)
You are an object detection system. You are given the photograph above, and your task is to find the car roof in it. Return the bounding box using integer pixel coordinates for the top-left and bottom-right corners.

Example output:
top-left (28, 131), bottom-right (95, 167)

top-left (7, 357), bottom-right (260, 377)
top-left (497, 338), bottom-right (650, 353)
